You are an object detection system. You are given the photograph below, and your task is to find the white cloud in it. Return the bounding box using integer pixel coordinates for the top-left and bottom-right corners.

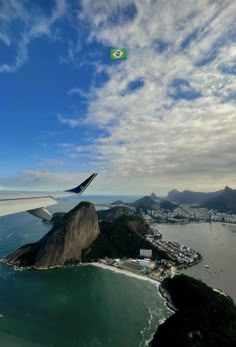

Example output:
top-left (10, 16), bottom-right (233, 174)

top-left (0, 170), bottom-right (99, 192)
top-left (57, 114), bottom-right (80, 127)
top-left (2, 1), bottom-right (236, 194)
top-left (73, 0), bottom-right (236, 193)
top-left (68, 88), bottom-right (88, 98)
top-left (0, 0), bottom-right (67, 72)
top-left (0, 32), bottom-right (10, 45)
top-left (2, 168), bottom-right (236, 195)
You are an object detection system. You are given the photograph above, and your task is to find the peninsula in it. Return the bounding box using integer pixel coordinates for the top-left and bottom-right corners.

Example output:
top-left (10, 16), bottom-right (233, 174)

top-left (1, 202), bottom-right (201, 280)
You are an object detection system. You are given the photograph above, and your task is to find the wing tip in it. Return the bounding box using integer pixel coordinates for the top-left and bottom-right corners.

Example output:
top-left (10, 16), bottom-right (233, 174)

top-left (65, 173), bottom-right (98, 194)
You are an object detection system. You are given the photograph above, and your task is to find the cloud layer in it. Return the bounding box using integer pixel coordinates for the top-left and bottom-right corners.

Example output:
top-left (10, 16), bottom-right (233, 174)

top-left (1, 0), bottom-right (236, 194)
top-left (75, 0), bottom-right (236, 193)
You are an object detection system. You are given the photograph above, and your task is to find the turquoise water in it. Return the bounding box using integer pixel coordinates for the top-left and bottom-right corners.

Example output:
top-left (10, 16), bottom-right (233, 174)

top-left (0, 197), bottom-right (170, 347)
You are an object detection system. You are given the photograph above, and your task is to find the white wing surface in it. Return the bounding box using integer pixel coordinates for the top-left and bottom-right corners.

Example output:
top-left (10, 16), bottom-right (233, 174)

top-left (0, 173), bottom-right (97, 220)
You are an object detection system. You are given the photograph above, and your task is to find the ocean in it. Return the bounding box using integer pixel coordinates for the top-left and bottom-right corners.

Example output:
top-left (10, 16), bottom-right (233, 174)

top-left (0, 195), bottom-right (171, 347)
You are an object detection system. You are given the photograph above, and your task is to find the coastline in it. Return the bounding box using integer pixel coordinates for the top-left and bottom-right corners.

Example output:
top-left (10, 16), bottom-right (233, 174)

top-left (84, 262), bottom-right (160, 286)
top-left (84, 263), bottom-right (178, 315)
top-left (152, 220), bottom-right (236, 225)
top-left (176, 253), bottom-right (202, 269)
top-left (158, 285), bottom-right (177, 313)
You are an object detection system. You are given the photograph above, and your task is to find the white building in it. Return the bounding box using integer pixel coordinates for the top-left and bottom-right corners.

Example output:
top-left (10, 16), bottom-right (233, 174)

top-left (140, 249), bottom-right (152, 257)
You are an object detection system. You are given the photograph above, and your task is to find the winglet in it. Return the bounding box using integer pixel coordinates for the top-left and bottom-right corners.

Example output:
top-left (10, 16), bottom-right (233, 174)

top-left (65, 173), bottom-right (97, 195)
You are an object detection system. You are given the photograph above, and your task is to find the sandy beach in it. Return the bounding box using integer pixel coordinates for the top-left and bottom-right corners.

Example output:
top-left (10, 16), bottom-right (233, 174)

top-left (84, 262), bottom-right (160, 286)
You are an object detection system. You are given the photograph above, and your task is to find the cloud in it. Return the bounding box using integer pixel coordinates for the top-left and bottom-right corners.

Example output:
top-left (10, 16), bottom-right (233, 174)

top-left (0, 0), bottom-right (67, 72)
top-left (2, 1), bottom-right (236, 194)
top-left (57, 114), bottom-right (80, 127)
top-left (72, 0), bottom-right (236, 193)
top-left (2, 168), bottom-right (236, 195)
top-left (0, 170), bottom-right (100, 192)
top-left (68, 88), bottom-right (88, 98)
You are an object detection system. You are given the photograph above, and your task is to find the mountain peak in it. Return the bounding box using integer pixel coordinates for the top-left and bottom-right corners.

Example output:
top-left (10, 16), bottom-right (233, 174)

top-left (3, 201), bottom-right (100, 269)
top-left (223, 186), bottom-right (232, 192)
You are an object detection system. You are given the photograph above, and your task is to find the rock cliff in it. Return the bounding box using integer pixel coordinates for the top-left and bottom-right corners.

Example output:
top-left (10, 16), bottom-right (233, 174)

top-left (3, 202), bottom-right (100, 269)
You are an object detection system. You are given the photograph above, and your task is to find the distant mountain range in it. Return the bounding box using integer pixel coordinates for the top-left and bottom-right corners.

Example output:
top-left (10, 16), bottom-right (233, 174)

top-left (129, 196), bottom-right (160, 212)
top-left (111, 186), bottom-right (236, 214)
top-left (202, 186), bottom-right (236, 213)
top-left (167, 188), bottom-right (223, 205)
top-left (111, 196), bottom-right (179, 212)
top-left (165, 186), bottom-right (236, 213)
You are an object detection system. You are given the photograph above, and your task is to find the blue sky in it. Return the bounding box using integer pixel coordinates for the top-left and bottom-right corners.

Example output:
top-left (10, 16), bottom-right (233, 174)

top-left (0, 0), bottom-right (236, 194)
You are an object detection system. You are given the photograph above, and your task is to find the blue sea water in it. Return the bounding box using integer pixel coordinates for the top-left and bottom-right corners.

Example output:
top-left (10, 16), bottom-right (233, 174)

top-left (0, 195), bottom-right (171, 347)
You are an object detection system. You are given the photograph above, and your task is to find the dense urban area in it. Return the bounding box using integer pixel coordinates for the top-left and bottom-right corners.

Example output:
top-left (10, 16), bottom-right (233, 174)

top-left (146, 206), bottom-right (236, 223)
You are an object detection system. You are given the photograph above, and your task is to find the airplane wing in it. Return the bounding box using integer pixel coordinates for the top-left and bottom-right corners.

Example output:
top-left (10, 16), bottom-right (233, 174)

top-left (0, 173), bottom-right (97, 221)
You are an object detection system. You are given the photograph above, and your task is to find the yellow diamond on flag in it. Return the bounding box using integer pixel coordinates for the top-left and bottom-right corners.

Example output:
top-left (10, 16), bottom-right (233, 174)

top-left (110, 49), bottom-right (127, 60)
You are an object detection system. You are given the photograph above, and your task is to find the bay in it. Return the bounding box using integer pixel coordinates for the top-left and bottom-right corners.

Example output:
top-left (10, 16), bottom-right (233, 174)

top-left (158, 222), bottom-right (236, 302)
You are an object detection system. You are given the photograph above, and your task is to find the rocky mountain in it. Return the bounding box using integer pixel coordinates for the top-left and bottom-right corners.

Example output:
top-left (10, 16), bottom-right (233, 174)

top-left (3, 202), bottom-right (169, 269)
top-left (160, 200), bottom-right (178, 211)
top-left (150, 274), bottom-right (236, 346)
top-left (50, 212), bottom-right (66, 225)
top-left (167, 188), bottom-right (223, 205)
top-left (97, 206), bottom-right (134, 222)
top-left (150, 192), bottom-right (160, 201)
top-left (3, 202), bottom-right (100, 269)
top-left (98, 206), bottom-right (151, 234)
top-left (202, 186), bottom-right (236, 213)
top-left (111, 200), bottom-right (125, 205)
top-left (115, 214), bottom-right (151, 236)
top-left (82, 215), bottom-right (168, 261)
top-left (129, 196), bottom-right (160, 212)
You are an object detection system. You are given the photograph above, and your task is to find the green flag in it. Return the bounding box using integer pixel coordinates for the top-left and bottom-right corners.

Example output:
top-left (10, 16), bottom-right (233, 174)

top-left (110, 48), bottom-right (127, 60)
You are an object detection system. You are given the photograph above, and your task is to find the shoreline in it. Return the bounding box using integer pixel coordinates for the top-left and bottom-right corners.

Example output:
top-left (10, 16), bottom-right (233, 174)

top-left (158, 285), bottom-right (177, 313)
top-left (176, 253), bottom-right (202, 269)
top-left (83, 262), bottom-right (160, 286)
top-left (83, 263), bottom-right (177, 313)
top-left (152, 220), bottom-right (236, 226)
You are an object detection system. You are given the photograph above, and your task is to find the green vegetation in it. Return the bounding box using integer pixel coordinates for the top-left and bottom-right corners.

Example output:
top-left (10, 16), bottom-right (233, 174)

top-left (82, 219), bottom-right (168, 261)
top-left (97, 206), bottom-right (134, 222)
top-left (151, 274), bottom-right (236, 347)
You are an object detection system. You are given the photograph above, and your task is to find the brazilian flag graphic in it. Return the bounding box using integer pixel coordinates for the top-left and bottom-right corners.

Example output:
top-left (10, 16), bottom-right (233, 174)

top-left (110, 48), bottom-right (127, 60)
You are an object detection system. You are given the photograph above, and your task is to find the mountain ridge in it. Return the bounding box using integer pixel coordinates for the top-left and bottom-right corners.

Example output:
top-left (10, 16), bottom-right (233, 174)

top-left (167, 188), bottom-right (224, 204)
top-left (202, 186), bottom-right (236, 213)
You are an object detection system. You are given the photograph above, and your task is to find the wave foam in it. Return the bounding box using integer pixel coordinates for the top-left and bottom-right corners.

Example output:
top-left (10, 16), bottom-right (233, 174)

top-left (86, 262), bottom-right (160, 285)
